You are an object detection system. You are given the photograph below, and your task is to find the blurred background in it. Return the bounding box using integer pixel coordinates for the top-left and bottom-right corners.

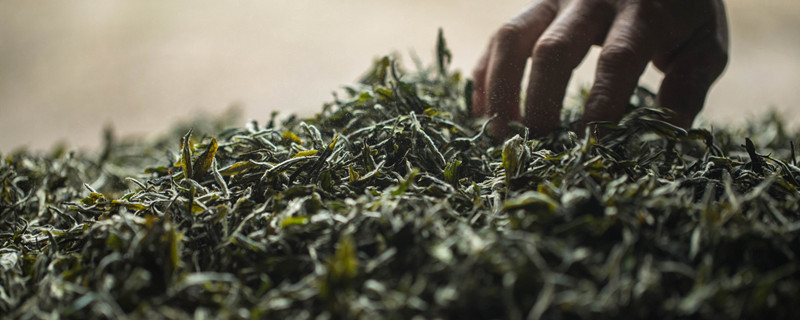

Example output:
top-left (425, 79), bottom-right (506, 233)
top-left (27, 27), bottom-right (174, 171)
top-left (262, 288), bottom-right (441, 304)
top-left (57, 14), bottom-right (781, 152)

top-left (2, 0), bottom-right (798, 151)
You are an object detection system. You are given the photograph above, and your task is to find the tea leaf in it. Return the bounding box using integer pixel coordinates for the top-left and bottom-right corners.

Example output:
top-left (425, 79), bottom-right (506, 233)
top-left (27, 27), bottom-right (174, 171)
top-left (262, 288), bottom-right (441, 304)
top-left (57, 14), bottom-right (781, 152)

top-left (180, 129), bottom-right (194, 179)
top-left (436, 28), bottom-right (452, 77)
top-left (293, 149), bottom-right (319, 158)
top-left (444, 160), bottom-right (461, 186)
top-left (4, 30), bottom-right (800, 320)
top-left (192, 137), bottom-right (218, 179)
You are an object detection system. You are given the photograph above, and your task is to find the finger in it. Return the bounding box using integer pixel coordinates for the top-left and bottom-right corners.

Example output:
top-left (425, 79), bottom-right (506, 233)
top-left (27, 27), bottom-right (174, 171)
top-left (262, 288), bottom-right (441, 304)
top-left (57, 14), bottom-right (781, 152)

top-left (471, 42), bottom-right (491, 117)
top-left (582, 6), bottom-right (655, 132)
top-left (524, 1), bottom-right (615, 136)
top-left (484, 0), bottom-right (558, 138)
top-left (655, 0), bottom-right (729, 129)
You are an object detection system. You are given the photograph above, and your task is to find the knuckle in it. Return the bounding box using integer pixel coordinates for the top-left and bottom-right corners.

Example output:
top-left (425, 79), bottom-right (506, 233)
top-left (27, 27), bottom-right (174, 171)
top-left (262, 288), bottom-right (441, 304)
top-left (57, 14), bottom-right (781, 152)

top-left (532, 36), bottom-right (573, 62)
top-left (588, 82), bottom-right (616, 104)
top-left (534, 0), bottom-right (560, 15)
top-left (493, 24), bottom-right (525, 48)
top-left (598, 44), bottom-right (639, 68)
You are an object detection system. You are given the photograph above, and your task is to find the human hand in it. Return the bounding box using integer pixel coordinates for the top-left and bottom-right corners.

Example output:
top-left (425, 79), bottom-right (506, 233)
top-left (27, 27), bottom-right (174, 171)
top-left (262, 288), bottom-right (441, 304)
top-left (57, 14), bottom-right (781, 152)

top-left (471, 0), bottom-right (729, 138)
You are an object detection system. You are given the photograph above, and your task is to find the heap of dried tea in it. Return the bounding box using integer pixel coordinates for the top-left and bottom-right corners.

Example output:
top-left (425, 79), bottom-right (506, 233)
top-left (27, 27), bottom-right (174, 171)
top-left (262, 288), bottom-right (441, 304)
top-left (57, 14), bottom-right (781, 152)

top-left (2, 31), bottom-right (799, 319)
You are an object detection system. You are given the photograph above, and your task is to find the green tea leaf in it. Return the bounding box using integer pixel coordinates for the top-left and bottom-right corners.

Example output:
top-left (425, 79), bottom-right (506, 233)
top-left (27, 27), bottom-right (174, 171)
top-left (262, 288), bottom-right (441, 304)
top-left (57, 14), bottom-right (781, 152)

top-left (192, 137), bottom-right (218, 179)
top-left (444, 160), bottom-right (461, 186)
top-left (282, 131), bottom-right (302, 145)
top-left (281, 216), bottom-right (309, 228)
top-left (436, 28), bottom-right (452, 77)
top-left (293, 149), bottom-right (319, 158)
top-left (180, 129), bottom-right (194, 179)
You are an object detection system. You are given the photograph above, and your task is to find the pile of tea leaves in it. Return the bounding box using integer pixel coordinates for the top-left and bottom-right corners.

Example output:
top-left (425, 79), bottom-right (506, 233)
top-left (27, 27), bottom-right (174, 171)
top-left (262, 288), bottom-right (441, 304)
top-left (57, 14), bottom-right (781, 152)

top-left (3, 32), bottom-right (800, 319)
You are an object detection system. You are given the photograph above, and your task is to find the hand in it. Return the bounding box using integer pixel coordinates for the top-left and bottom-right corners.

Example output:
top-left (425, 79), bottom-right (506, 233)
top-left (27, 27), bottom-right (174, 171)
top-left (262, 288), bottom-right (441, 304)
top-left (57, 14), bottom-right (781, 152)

top-left (471, 0), bottom-right (729, 138)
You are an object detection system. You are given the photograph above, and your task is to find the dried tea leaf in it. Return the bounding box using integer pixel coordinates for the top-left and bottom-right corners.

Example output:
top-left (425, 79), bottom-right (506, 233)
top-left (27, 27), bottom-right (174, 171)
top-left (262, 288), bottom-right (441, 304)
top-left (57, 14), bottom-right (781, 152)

top-left (4, 30), bottom-right (800, 320)
top-left (192, 137), bottom-right (218, 179)
top-left (180, 128), bottom-right (194, 179)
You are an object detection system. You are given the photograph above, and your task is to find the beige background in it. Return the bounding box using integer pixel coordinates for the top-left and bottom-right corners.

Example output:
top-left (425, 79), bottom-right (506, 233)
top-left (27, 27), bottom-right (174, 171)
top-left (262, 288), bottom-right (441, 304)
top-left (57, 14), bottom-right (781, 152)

top-left (1, 0), bottom-right (799, 151)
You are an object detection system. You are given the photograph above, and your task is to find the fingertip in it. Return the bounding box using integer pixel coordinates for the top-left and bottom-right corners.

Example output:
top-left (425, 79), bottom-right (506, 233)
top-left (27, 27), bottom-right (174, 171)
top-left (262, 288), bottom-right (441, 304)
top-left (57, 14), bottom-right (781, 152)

top-left (656, 76), bottom-right (710, 130)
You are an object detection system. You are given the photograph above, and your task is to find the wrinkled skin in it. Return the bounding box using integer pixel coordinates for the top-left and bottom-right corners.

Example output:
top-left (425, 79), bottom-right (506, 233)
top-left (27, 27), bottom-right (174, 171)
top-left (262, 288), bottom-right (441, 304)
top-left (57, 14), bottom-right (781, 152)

top-left (472, 0), bottom-right (729, 138)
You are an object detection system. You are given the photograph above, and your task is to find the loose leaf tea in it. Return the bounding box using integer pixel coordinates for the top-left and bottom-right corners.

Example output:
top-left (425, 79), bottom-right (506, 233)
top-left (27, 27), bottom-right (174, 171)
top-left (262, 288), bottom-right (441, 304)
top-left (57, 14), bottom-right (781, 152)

top-left (2, 31), bottom-right (799, 319)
